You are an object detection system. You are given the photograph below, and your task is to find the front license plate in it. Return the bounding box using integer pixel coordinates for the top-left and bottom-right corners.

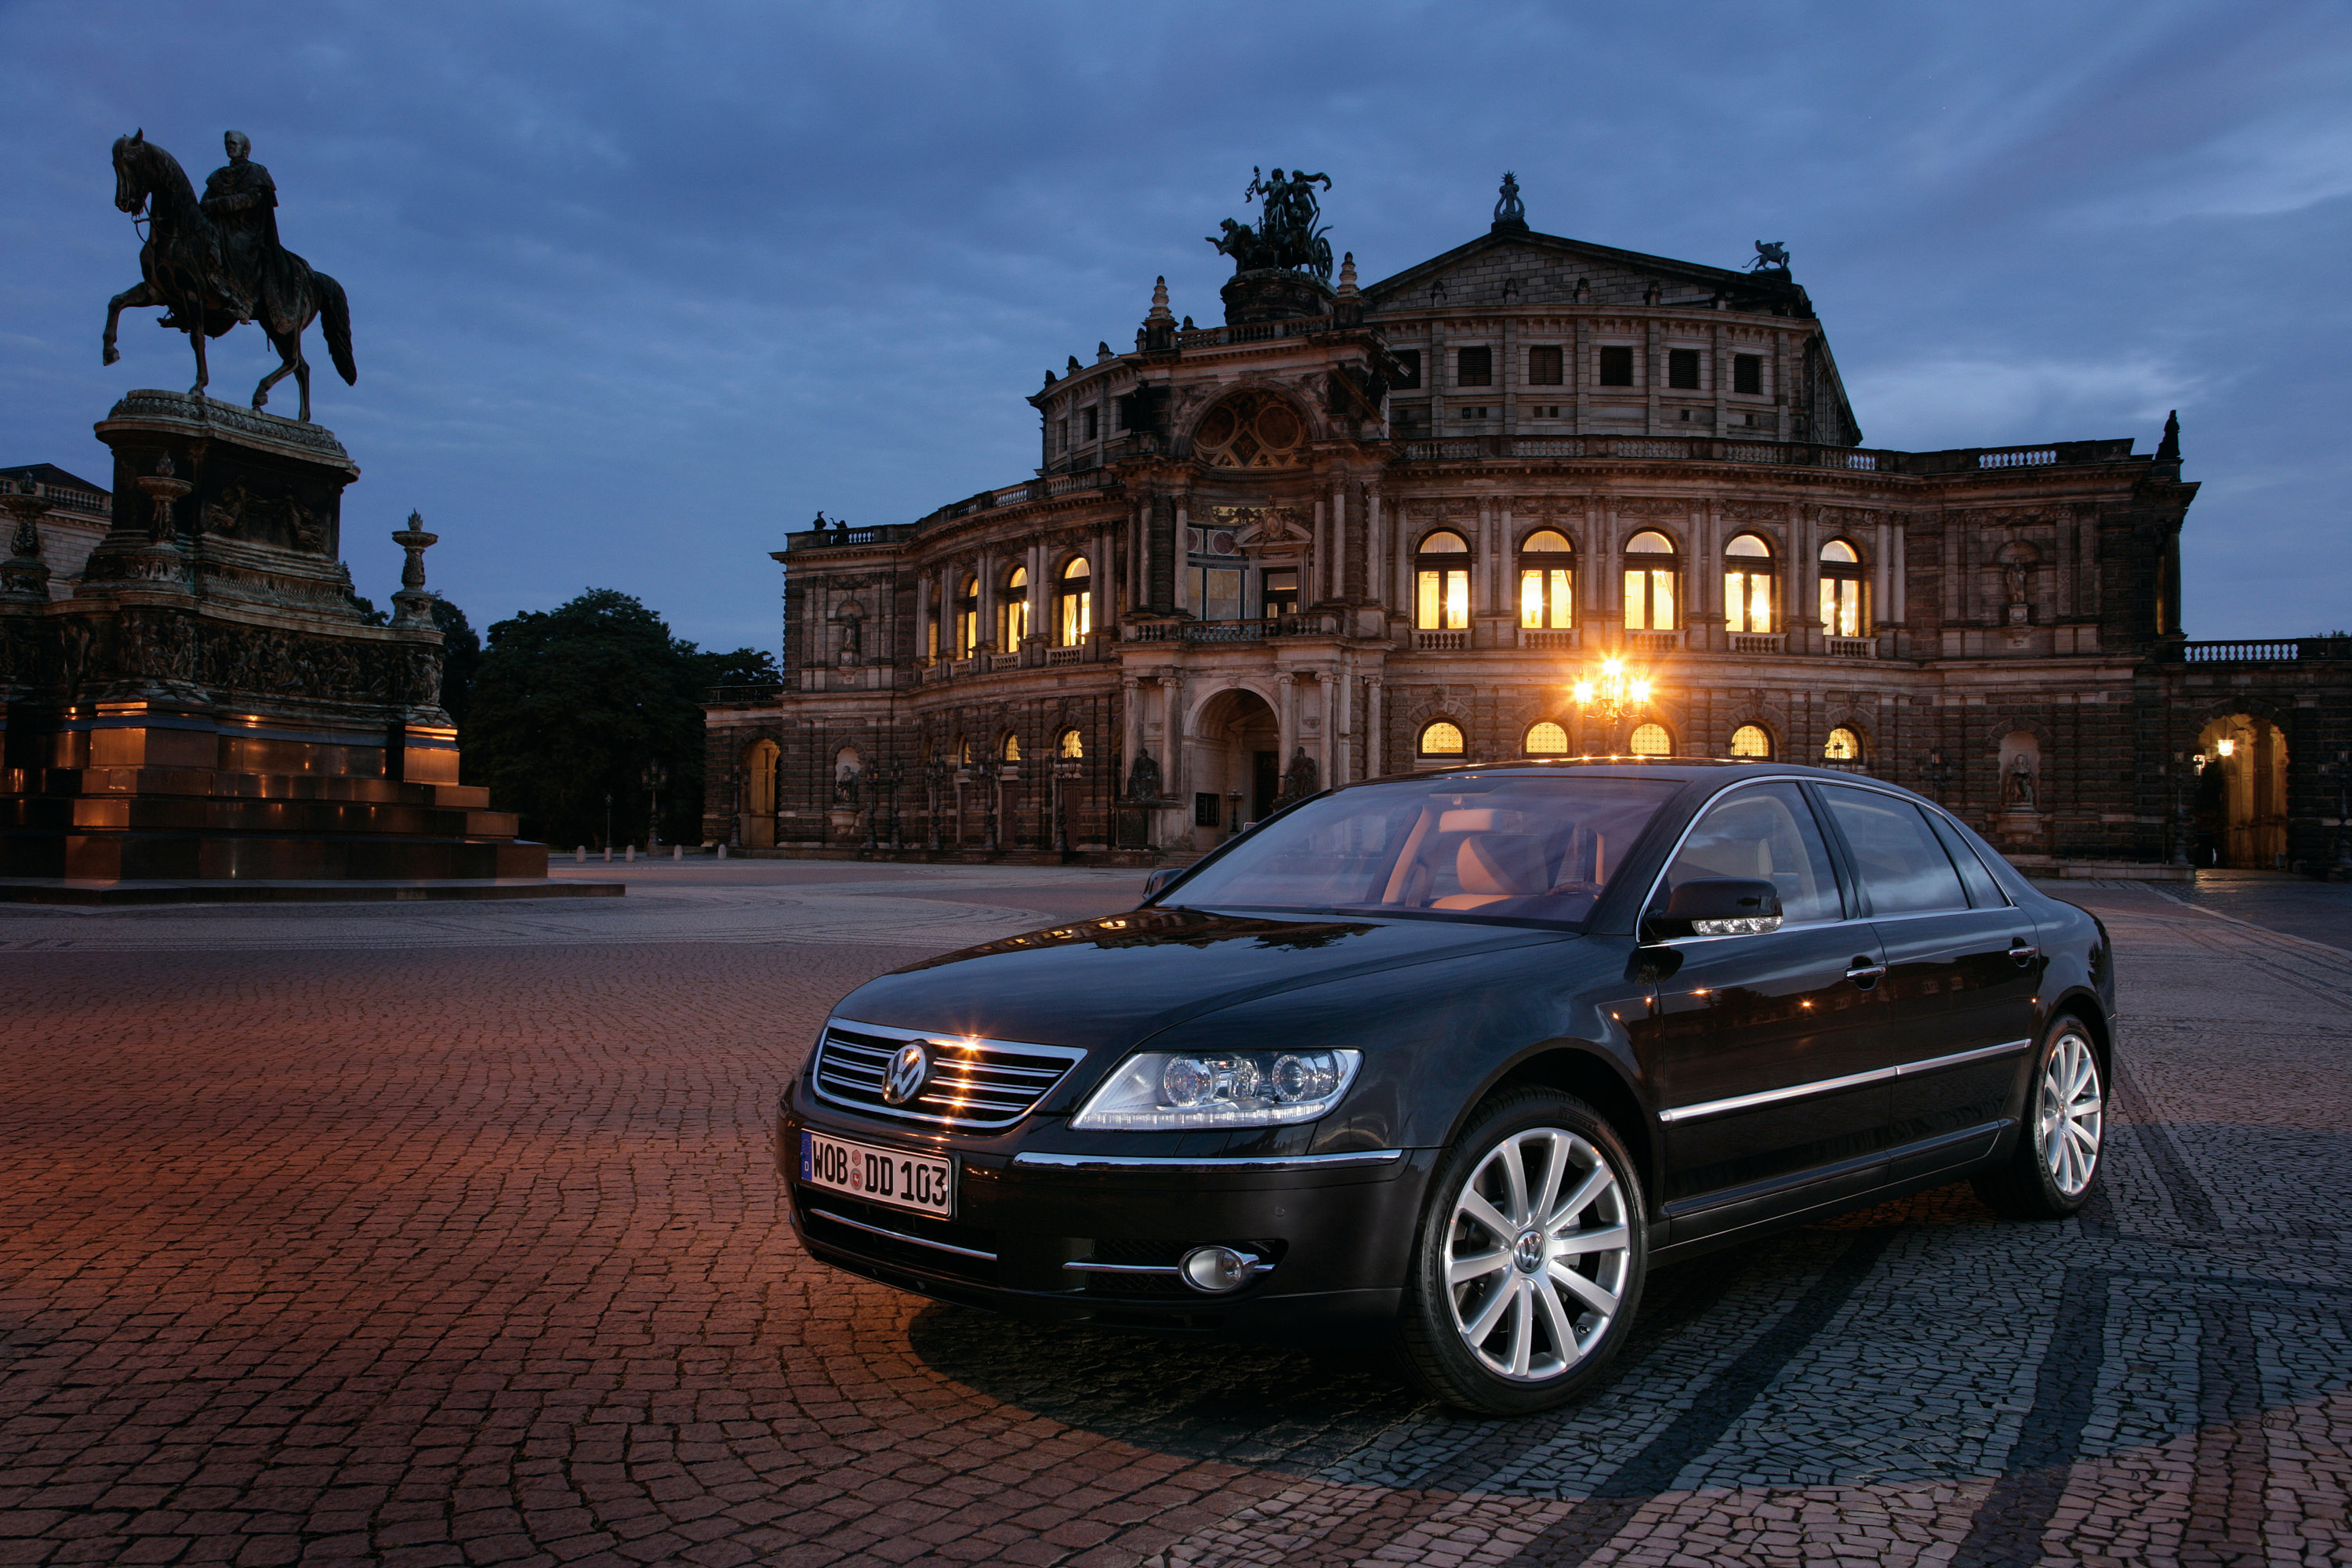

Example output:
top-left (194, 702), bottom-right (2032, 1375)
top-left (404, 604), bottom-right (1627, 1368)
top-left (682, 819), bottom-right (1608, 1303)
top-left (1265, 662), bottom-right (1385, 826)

top-left (800, 1131), bottom-right (954, 1219)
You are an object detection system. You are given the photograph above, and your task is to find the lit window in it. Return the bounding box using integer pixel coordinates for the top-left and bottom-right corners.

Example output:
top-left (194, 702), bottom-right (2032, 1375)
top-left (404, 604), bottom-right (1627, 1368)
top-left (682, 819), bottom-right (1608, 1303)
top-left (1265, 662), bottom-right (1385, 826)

top-left (1525, 720), bottom-right (1570, 756)
top-left (1420, 720), bottom-right (1465, 757)
top-left (1623, 531), bottom-right (1679, 631)
top-left (1628, 723), bottom-right (1672, 757)
top-left (953, 575), bottom-right (979, 658)
top-left (1824, 727), bottom-right (1861, 762)
top-left (1058, 728), bottom-right (1084, 760)
top-left (1261, 567), bottom-right (1299, 621)
top-left (1057, 556), bottom-right (1091, 645)
top-left (1002, 733), bottom-right (1022, 762)
top-left (1819, 539), bottom-right (1867, 637)
top-left (959, 737), bottom-right (975, 767)
top-left (1730, 724), bottom-right (1773, 759)
top-left (1724, 533), bottom-right (1775, 635)
top-left (1416, 530), bottom-right (1471, 630)
top-left (1001, 565), bottom-right (1030, 646)
top-left (1518, 529), bottom-right (1574, 630)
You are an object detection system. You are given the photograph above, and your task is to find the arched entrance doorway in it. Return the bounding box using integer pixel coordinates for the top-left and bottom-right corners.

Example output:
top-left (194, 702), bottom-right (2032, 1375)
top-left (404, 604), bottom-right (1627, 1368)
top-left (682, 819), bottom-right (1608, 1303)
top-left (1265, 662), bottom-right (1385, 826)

top-left (1186, 689), bottom-right (1280, 851)
top-left (2194, 714), bottom-right (2288, 869)
top-left (741, 739), bottom-right (780, 848)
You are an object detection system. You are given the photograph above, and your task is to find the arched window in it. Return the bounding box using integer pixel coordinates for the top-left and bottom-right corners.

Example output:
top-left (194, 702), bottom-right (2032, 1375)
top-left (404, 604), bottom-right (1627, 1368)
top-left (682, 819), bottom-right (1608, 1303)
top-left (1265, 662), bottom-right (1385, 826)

top-left (958, 736), bottom-right (975, 768)
top-left (953, 575), bottom-right (979, 659)
top-left (1524, 720), bottom-right (1570, 756)
top-left (1519, 530), bottom-right (1574, 630)
top-left (1000, 565), bottom-right (1031, 647)
top-left (1056, 556), bottom-right (1091, 645)
top-left (1820, 539), bottom-right (1867, 637)
top-left (1824, 726), bottom-right (1862, 763)
top-left (1416, 531), bottom-right (1472, 631)
top-left (1723, 533), bottom-right (1776, 635)
top-left (1623, 531), bottom-right (1679, 631)
top-left (1058, 728), bottom-right (1084, 760)
top-left (1730, 724), bottom-right (1773, 759)
top-left (1001, 732), bottom-right (1022, 763)
top-left (1628, 722), bottom-right (1673, 757)
top-left (1419, 720), bottom-right (1466, 757)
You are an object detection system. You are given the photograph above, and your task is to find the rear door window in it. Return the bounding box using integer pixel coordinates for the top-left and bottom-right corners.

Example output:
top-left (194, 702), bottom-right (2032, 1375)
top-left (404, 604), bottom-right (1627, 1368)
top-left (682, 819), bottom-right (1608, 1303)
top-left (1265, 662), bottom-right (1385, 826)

top-left (1818, 787), bottom-right (1969, 915)
top-left (1926, 811), bottom-right (2008, 908)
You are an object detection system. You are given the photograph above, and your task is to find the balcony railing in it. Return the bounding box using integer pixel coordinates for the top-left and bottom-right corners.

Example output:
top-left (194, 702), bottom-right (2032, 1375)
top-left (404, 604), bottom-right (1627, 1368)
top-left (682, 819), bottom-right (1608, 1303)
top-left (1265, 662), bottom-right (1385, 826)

top-left (1518, 628), bottom-right (1577, 651)
top-left (1392, 435), bottom-right (2136, 474)
top-left (1627, 630), bottom-right (1684, 655)
top-left (1175, 318), bottom-right (1367, 350)
top-left (1123, 612), bottom-right (1345, 645)
top-left (1730, 633), bottom-right (1785, 655)
top-left (2180, 638), bottom-right (2352, 663)
top-left (1414, 629), bottom-right (1468, 652)
top-left (1826, 637), bottom-right (1878, 659)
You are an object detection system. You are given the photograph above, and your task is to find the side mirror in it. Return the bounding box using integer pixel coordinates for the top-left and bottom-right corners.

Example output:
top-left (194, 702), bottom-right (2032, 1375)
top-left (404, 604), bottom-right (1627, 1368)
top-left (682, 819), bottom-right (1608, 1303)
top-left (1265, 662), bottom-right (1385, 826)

top-left (1140, 866), bottom-right (1184, 904)
top-left (1642, 878), bottom-right (1783, 941)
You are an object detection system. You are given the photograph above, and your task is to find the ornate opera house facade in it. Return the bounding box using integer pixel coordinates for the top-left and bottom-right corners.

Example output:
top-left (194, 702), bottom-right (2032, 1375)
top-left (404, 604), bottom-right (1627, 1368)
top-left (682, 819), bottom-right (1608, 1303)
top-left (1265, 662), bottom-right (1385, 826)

top-left (703, 176), bottom-right (2352, 876)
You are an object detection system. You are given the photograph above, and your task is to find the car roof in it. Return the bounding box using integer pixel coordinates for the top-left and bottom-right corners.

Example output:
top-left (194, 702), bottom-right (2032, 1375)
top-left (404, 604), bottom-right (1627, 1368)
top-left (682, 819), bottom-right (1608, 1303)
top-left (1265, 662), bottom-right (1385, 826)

top-left (1346, 757), bottom-right (1893, 789)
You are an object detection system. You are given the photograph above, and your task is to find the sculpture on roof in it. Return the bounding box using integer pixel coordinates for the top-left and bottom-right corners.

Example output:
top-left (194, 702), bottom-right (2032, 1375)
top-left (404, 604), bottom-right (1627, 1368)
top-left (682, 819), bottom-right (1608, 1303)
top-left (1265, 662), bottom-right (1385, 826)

top-left (103, 129), bottom-right (357, 422)
top-left (1207, 167), bottom-right (1334, 281)
top-left (1493, 171), bottom-right (1526, 229)
top-left (1749, 240), bottom-right (1791, 274)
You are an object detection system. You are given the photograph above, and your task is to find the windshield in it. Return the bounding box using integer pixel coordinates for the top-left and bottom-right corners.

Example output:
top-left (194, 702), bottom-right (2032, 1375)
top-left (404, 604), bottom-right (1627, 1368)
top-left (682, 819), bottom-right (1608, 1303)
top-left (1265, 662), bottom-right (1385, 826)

top-left (1164, 773), bottom-right (1679, 927)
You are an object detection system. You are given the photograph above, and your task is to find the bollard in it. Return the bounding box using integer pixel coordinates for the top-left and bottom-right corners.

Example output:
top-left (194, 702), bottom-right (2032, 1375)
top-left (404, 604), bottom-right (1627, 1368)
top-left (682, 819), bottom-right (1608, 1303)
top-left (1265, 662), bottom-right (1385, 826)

top-left (673, 844), bottom-right (682, 862)
top-left (604, 846), bottom-right (612, 862)
top-left (717, 844), bottom-right (728, 860)
top-left (626, 844), bottom-right (635, 862)
top-left (575, 845), bottom-right (586, 864)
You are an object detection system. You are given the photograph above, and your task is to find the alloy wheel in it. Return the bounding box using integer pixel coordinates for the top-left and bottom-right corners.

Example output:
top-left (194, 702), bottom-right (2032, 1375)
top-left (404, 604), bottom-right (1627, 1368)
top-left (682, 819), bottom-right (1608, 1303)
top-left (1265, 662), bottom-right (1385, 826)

top-left (1441, 1127), bottom-right (1631, 1381)
top-left (2038, 1030), bottom-right (2103, 1198)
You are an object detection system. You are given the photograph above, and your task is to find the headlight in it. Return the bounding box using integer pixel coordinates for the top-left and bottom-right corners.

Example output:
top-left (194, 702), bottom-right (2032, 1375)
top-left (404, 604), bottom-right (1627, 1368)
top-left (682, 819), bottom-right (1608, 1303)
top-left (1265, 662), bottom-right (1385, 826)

top-left (1069, 1049), bottom-right (1362, 1131)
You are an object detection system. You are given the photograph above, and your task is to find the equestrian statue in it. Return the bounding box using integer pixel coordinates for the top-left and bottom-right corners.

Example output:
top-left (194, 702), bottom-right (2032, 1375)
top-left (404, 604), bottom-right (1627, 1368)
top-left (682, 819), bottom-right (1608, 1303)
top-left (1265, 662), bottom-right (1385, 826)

top-left (103, 129), bottom-right (356, 423)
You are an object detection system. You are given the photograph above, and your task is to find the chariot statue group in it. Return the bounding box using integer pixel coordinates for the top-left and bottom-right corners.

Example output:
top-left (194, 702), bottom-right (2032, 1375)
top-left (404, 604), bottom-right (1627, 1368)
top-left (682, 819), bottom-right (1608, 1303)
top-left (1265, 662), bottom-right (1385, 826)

top-left (103, 129), bottom-right (355, 423)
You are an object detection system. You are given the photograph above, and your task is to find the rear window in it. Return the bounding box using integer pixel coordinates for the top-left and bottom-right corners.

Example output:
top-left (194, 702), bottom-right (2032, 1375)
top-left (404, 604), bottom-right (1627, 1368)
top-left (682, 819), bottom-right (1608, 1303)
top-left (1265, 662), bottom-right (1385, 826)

top-left (1165, 775), bottom-right (1678, 927)
top-left (1819, 786), bottom-right (1970, 916)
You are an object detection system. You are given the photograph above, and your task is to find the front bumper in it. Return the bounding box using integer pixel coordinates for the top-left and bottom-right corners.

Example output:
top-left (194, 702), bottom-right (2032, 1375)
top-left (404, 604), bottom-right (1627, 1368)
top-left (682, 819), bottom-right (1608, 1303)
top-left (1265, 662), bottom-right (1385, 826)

top-left (780, 1103), bottom-right (1433, 1338)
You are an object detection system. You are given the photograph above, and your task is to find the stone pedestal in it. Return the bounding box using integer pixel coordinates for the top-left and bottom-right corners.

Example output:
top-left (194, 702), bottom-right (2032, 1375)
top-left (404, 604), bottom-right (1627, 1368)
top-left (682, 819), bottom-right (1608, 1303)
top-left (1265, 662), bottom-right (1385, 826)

top-left (0, 391), bottom-right (552, 888)
top-left (1220, 269), bottom-right (1334, 325)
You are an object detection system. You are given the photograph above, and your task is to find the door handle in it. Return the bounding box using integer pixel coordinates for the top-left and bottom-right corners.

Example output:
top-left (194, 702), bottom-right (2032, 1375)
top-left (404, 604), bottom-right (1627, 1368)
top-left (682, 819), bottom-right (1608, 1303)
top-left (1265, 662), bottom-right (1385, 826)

top-left (1845, 957), bottom-right (1885, 989)
top-left (2009, 938), bottom-right (2039, 967)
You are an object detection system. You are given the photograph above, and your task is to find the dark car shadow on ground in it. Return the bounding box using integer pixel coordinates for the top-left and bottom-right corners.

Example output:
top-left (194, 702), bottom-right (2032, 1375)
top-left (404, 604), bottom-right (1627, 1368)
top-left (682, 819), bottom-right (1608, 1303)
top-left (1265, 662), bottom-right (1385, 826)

top-left (902, 1183), bottom-right (2004, 1472)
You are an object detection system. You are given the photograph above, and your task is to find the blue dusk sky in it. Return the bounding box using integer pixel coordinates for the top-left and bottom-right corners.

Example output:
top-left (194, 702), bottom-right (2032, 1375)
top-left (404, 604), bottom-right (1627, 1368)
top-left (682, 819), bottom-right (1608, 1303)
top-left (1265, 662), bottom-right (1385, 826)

top-left (2, 1), bottom-right (2346, 651)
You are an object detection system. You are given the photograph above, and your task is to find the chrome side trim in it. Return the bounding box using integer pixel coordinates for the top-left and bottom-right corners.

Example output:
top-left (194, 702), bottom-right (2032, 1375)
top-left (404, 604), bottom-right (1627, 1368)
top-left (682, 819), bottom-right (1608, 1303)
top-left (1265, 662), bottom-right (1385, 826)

top-left (1893, 1037), bottom-right (2034, 1076)
top-left (806, 1207), bottom-right (996, 1262)
top-left (1011, 1149), bottom-right (1406, 1172)
top-left (1660, 1066), bottom-right (1891, 1124)
top-left (1659, 1038), bottom-right (2034, 1124)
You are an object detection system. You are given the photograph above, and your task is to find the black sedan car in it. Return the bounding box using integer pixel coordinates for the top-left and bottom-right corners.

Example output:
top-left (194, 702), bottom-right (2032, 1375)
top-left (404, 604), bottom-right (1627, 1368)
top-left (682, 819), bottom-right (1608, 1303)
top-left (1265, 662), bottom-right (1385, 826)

top-left (780, 760), bottom-right (2111, 1414)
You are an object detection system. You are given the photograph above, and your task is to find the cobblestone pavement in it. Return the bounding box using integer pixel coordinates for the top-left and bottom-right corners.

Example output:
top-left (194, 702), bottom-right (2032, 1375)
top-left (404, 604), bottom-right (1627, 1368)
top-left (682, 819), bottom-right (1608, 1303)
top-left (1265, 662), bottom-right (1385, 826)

top-left (1, 868), bottom-right (2345, 1566)
top-left (2161, 868), bottom-right (2352, 953)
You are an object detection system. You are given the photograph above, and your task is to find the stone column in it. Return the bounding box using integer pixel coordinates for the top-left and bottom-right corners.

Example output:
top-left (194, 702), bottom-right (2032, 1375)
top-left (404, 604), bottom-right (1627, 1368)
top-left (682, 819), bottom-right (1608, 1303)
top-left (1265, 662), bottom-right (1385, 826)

top-left (1120, 675), bottom-right (1142, 779)
top-left (1276, 671), bottom-right (1297, 764)
top-left (975, 550), bottom-right (996, 652)
top-left (1366, 484), bottom-right (1385, 617)
top-left (916, 572), bottom-right (935, 663)
top-left (1336, 662), bottom-right (1355, 783)
top-left (1162, 671), bottom-right (1186, 800)
top-left (1311, 498), bottom-right (1327, 604)
top-left (1366, 678), bottom-right (1385, 778)
top-left (1027, 540), bottom-right (1047, 646)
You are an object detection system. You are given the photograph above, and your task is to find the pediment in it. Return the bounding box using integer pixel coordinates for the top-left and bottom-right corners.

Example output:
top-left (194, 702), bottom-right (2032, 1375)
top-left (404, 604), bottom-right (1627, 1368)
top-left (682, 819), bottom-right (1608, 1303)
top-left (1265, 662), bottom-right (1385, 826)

top-left (1363, 229), bottom-right (1806, 314)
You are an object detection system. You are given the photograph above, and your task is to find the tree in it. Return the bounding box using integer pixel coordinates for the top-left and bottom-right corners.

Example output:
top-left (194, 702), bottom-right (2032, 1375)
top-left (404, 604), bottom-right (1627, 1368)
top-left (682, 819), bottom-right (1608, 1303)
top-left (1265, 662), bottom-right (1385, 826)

top-left (429, 595), bottom-right (481, 731)
top-left (467, 590), bottom-right (767, 848)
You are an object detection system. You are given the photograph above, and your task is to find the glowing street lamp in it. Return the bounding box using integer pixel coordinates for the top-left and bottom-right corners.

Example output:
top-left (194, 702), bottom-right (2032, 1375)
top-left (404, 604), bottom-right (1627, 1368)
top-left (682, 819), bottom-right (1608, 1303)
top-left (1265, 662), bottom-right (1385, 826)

top-left (1571, 655), bottom-right (1653, 724)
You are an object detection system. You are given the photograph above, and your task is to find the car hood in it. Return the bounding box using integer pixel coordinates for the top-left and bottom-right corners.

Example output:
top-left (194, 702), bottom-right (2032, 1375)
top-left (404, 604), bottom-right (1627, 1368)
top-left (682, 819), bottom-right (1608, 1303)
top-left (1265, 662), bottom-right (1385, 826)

top-left (829, 905), bottom-right (1569, 1051)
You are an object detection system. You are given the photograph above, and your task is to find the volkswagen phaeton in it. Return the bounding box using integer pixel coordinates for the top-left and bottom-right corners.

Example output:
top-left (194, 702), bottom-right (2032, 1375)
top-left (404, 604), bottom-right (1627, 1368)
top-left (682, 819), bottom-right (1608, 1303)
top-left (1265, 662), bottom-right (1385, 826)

top-left (779, 760), bottom-right (2111, 1414)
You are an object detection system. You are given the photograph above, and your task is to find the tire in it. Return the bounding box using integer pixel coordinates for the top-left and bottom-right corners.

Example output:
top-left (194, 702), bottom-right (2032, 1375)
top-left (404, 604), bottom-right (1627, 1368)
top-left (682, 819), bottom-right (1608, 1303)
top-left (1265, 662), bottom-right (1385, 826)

top-left (1395, 1088), bottom-right (1649, 1416)
top-left (1972, 1015), bottom-right (2106, 1221)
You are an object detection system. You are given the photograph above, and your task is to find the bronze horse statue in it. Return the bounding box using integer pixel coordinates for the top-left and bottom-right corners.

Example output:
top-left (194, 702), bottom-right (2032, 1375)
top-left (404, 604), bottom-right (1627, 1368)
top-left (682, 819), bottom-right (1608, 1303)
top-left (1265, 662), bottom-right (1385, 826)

top-left (103, 131), bottom-right (355, 422)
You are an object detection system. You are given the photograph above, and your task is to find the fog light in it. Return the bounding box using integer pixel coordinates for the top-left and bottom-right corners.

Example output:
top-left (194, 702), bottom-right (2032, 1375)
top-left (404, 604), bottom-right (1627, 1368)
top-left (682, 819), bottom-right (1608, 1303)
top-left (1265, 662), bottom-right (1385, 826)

top-left (1180, 1245), bottom-right (1261, 1294)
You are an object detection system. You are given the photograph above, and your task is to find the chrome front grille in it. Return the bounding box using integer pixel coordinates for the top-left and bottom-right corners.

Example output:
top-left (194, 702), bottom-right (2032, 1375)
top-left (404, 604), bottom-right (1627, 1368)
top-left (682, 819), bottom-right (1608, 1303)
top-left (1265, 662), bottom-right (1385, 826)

top-left (812, 1018), bottom-right (1085, 1129)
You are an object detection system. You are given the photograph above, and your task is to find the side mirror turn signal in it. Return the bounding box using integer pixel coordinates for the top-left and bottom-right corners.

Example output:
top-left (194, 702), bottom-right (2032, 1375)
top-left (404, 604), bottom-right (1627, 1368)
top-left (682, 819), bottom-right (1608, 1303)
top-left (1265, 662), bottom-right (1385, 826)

top-left (1642, 877), bottom-right (1784, 942)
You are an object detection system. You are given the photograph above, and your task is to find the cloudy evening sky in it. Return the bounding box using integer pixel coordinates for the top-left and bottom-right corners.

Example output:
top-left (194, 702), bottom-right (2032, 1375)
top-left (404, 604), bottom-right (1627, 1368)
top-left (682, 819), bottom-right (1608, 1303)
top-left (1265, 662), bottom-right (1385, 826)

top-left (3, 0), bottom-right (2347, 652)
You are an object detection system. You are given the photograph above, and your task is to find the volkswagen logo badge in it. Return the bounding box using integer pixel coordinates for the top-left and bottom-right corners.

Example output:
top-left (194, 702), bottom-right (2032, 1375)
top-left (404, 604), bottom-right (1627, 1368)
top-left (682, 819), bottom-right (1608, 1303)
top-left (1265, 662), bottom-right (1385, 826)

top-left (881, 1042), bottom-right (932, 1106)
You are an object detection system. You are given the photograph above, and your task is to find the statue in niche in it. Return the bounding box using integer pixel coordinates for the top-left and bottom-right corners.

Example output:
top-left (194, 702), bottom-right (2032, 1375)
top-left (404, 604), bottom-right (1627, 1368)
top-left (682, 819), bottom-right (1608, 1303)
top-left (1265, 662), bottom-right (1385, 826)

top-left (2005, 559), bottom-right (2030, 606)
top-left (835, 605), bottom-right (862, 666)
top-left (833, 749), bottom-right (864, 806)
top-left (1125, 749), bottom-right (1163, 802)
top-left (2005, 753), bottom-right (2038, 809)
